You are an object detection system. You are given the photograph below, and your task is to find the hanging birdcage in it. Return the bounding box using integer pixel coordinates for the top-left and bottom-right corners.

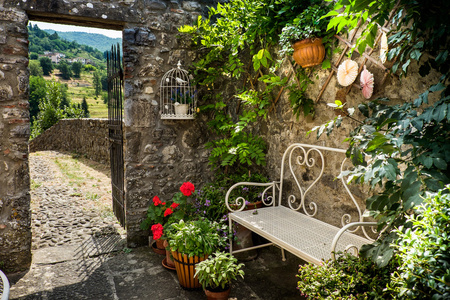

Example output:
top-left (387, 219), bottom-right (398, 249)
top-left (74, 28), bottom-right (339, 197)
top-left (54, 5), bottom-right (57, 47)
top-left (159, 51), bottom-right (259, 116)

top-left (160, 61), bottom-right (196, 119)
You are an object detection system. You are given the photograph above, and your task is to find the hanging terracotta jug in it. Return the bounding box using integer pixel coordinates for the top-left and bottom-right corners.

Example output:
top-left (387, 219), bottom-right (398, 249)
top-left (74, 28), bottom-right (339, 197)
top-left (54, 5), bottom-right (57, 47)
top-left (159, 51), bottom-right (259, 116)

top-left (292, 38), bottom-right (325, 68)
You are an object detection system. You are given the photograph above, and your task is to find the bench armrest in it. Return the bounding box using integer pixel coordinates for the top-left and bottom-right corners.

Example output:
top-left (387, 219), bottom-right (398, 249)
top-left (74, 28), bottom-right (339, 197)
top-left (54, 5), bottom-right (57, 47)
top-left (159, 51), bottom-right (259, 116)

top-left (0, 269), bottom-right (10, 300)
top-left (225, 181), bottom-right (279, 212)
top-left (330, 221), bottom-right (378, 261)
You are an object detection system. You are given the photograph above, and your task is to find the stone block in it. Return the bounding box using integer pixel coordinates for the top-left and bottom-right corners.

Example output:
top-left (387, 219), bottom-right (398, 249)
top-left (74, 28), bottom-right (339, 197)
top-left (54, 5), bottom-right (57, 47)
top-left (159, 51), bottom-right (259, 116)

top-left (123, 28), bottom-right (136, 44)
top-left (0, 84), bottom-right (13, 100)
top-left (145, 0), bottom-right (168, 10)
top-left (182, 1), bottom-right (202, 11)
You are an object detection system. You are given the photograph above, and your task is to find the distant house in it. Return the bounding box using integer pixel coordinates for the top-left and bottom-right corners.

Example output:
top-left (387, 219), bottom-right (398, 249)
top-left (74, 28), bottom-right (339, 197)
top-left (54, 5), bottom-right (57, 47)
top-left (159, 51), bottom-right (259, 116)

top-left (46, 52), bottom-right (65, 64)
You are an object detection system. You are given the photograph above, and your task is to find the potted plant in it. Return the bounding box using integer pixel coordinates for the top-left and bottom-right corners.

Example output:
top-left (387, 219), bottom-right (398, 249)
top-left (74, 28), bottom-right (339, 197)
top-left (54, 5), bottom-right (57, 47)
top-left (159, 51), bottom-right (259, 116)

top-left (140, 182), bottom-right (194, 255)
top-left (195, 252), bottom-right (245, 300)
top-left (170, 87), bottom-right (196, 115)
top-left (165, 219), bottom-right (228, 289)
top-left (279, 3), bottom-right (331, 67)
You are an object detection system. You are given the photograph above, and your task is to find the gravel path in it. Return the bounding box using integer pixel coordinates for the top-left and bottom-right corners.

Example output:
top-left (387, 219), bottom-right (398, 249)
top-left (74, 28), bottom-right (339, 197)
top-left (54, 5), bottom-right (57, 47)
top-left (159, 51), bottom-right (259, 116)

top-left (29, 151), bottom-right (124, 249)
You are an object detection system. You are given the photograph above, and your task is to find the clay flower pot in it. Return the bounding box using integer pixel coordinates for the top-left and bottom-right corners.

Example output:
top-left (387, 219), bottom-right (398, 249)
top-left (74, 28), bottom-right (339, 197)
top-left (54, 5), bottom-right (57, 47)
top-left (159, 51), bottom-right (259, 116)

top-left (151, 238), bottom-right (166, 255)
top-left (204, 287), bottom-right (231, 300)
top-left (292, 38), bottom-right (325, 68)
top-left (162, 240), bottom-right (176, 270)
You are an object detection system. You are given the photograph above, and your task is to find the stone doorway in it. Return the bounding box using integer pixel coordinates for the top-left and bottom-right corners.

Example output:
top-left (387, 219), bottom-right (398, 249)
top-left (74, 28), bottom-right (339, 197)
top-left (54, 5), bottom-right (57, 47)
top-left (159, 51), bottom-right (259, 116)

top-left (25, 17), bottom-right (126, 253)
top-left (1, 0), bottom-right (205, 272)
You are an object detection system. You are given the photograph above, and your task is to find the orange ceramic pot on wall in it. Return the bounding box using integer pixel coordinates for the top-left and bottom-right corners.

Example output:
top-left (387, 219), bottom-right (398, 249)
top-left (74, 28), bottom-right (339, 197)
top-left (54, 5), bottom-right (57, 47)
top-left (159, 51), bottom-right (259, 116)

top-left (292, 38), bottom-right (325, 68)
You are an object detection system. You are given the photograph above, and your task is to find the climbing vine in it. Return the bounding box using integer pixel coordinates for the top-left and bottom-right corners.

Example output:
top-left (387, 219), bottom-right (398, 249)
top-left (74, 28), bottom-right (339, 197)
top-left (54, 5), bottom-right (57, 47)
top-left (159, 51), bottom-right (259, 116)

top-left (179, 0), bottom-right (333, 172)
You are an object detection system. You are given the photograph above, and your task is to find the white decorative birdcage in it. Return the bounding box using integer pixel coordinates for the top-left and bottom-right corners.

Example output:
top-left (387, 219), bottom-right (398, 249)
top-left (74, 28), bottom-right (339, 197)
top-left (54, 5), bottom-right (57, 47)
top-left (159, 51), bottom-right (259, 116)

top-left (160, 62), bottom-right (196, 119)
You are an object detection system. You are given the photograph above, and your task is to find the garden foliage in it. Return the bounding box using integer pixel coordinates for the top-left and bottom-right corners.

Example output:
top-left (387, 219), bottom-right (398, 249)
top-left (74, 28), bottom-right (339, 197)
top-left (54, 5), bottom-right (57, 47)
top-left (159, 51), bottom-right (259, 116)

top-left (297, 253), bottom-right (396, 299)
top-left (179, 0), bottom-right (334, 173)
top-left (392, 188), bottom-right (450, 299)
top-left (308, 0), bottom-right (450, 267)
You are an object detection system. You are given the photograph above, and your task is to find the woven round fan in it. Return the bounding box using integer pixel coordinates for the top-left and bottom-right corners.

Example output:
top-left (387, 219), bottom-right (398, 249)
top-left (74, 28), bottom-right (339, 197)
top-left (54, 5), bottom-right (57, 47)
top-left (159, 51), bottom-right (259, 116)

top-left (337, 59), bottom-right (358, 86)
top-left (380, 32), bottom-right (388, 64)
top-left (360, 65), bottom-right (374, 99)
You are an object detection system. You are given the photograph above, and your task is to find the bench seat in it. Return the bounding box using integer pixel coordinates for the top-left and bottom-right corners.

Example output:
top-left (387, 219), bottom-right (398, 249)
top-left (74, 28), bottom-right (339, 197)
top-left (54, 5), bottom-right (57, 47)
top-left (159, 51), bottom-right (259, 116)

top-left (229, 206), bottom-right (372, 265)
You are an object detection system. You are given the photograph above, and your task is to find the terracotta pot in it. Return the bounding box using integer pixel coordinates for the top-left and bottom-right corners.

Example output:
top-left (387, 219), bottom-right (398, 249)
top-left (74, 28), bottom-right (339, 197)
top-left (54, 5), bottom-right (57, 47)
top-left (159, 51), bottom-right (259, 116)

top-left (151, 238), bottom-right (166, 255)
top-left (292, 38), bottom-right (325, 68)
top-left (163, 240), bottom-right (175, 269)
top-left (204, 287), bottom-right (231, 300)
top-left (230, 200), bottom-right (264, 211)
top-left (171, 251), bottom-right (208, 290)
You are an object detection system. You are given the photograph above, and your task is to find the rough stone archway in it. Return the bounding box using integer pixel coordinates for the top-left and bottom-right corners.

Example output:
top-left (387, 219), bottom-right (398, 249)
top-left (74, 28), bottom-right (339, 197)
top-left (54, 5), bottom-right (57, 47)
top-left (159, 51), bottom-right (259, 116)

top-left (0, 0), bottom-right (214, 272)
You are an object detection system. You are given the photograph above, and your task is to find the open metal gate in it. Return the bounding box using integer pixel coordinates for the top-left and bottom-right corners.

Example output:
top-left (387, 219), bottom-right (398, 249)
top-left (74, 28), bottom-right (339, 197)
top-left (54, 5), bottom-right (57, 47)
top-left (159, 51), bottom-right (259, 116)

top-left (107, 44), bottom-right (125, 227)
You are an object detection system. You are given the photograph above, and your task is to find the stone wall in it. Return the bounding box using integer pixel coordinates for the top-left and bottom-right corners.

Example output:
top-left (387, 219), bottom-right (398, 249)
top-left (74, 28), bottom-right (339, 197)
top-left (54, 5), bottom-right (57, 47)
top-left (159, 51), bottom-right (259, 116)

top-left (29, 118), bottom-right (110, 164)
top-left (0, 6), bottom-right (31, 272)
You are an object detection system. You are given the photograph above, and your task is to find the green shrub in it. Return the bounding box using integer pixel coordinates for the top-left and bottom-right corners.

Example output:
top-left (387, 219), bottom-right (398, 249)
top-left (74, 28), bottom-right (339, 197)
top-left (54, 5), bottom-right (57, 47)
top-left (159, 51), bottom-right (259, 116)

top-left (166, 219), bottom-right (228, 257)
top-left (297, 253), bottom-right (396, 299)
top-left (392, 187), bottom-right (450, 299)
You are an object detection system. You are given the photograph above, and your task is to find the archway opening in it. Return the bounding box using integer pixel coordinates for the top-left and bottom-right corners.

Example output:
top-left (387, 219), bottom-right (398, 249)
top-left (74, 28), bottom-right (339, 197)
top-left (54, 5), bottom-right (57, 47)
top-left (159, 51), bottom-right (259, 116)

top-left (26, 19), bottom-right (125, 255)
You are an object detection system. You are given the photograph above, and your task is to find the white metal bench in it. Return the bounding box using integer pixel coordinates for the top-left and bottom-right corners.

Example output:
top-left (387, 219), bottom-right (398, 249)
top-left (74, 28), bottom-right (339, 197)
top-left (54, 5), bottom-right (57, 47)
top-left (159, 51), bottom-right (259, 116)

top-left (225, 143), bottom-right (377, 265)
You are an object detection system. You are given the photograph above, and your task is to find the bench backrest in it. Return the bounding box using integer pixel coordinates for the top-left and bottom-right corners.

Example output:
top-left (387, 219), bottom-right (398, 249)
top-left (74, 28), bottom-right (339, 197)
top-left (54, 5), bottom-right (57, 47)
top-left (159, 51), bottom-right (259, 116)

top-left (274, 143), bottom-right (365, 228)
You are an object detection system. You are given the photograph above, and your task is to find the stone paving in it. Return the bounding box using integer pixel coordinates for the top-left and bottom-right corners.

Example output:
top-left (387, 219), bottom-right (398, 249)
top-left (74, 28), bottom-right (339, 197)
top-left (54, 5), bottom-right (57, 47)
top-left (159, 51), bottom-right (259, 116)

top-left (8, 152), bottom-right (304, 300)
top-left (29, 153), bottom-right (123, 250)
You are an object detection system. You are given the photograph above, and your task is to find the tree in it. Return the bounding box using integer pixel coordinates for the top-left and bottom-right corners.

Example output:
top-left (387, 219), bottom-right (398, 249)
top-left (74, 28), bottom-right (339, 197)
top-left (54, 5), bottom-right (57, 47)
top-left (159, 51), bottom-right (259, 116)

top-left (29, 52), bottom-right (39, 60)
top-left (39, 57), bottom-right (53, 76)
top-left (29, 60), bottom-right (43, 77)
top-left (29, 76), bottom-right (47, 123)
top-left (92, 70), bottom-right (102, 97)
top-left (58, 60), bottom-right (72, 80)
top-left (31, 80), bottom-right (83, 139)
top-left (49, 32), bottom-right (59, 40)
top-left (81, 97), bottom-right (90, 117)
top-left (101, 73), bottom-right (108, 91)
top-left (71, 61), bottom-right (82, 78)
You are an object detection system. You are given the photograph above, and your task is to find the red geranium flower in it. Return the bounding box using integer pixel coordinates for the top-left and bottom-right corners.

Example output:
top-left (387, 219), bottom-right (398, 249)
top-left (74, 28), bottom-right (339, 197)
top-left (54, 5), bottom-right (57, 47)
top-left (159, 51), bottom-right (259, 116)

top-left (162, 202), bottom-right (166, 206)
top-left (152, 196), bottom-right (162, 206)
top-left (180, 182), bottom-right (195, 196)
top-left (151, 223), bottom-right (164, 240)
top-left (171, 203), bottom-right (179, 209)
top-left (164, 208), bottom-right (173, 217)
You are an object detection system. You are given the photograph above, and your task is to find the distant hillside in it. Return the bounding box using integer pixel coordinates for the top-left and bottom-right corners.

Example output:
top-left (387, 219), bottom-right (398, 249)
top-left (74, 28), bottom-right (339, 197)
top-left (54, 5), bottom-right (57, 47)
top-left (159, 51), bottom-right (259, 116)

top-left (28, 24), bottom-right (105, 65)
top-left (44, 30), bottom-right (122, 53)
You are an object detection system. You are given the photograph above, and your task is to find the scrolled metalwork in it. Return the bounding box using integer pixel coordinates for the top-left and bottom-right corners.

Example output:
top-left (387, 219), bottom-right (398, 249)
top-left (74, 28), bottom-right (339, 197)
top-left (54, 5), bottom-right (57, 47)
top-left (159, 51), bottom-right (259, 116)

top-left (225, 181), bottom-right (277, 212)
top-left (261, 186), bottom-right (275, 206)
top-left (344, 244), bottom-right (359, 256)
top-left (285, 146), bottom-right (323, 216)
top-left (229, 196), bottom-right (247, 212)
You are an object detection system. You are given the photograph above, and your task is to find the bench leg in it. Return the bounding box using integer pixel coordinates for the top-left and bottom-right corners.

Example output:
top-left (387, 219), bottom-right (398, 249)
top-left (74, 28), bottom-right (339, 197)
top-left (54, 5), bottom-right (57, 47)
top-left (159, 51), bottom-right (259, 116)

top-left (281, 248), bottom-right (286, 261)
top-left (228, 215), bottom-right (233, 255)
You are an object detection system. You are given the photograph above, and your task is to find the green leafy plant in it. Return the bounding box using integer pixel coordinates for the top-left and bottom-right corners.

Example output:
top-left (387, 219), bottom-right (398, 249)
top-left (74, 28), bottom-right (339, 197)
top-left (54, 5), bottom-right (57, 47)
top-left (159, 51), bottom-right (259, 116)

top-left (392, 187), bottom-right (450, 299)
top-left (279, 2), bottom-right (333, 56)
top-left (287, 68), bottom-right (315, 118)
top-left (297, 253), bottom-right (397, 299)
top-left (179, 0), bottom-right (327, 171)
top-left (166, 219), bottom-right (228, 257)
top-left (195, 252), bottom-right (245, 291)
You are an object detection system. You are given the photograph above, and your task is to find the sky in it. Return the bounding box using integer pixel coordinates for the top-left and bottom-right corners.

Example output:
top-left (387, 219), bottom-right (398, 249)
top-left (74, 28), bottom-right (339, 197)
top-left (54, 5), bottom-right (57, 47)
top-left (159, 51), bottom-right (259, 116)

top-left (29, 21), bottom-right (122, 39)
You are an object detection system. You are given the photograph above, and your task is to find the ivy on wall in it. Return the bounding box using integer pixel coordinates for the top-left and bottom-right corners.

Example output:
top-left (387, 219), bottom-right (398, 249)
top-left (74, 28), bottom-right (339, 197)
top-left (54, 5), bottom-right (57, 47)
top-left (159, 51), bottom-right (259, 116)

top-left (179, 0), bottom-right (333, 173)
